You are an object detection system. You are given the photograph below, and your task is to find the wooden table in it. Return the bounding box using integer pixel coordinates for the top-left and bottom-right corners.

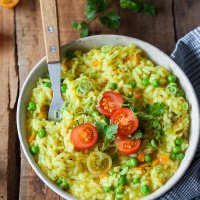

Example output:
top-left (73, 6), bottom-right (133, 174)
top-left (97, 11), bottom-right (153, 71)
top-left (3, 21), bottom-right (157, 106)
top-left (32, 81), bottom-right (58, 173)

top-left (0, 0), bottom-right (200, 199)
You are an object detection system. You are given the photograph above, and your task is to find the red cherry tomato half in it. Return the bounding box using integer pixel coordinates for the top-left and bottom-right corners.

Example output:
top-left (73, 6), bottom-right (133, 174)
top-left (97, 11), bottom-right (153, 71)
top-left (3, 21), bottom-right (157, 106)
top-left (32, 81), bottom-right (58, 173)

top-left (115, 137), bottom-right (141, 155)
top-left (98, 91), bottom-right (124, 116)
top-left (70, 124), bottom-right (98, 150)
top-left (110, 108), bottom-right (139, 136)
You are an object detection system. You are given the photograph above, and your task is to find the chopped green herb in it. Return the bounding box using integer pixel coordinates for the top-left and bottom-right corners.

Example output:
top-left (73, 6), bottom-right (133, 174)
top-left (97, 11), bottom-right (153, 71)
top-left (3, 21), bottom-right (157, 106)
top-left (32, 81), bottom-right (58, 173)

top-left (96, 122), bottom-right (118, 151)
top-left (130, 130), bottom-right (143, 140)
top-left (100, 11), bottom-right (121, 29)
top-left (143, 3), bottom-right (156, 16)
top-left (120, 0), bottom-right (142, 12)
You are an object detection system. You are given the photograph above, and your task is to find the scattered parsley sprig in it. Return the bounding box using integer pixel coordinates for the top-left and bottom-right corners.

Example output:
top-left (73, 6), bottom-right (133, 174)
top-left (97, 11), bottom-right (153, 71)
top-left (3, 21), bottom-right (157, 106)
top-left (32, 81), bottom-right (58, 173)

top-left (71, 0), bottom-right (156, 37)
top-left (96, 121), bottom-right (118, 152)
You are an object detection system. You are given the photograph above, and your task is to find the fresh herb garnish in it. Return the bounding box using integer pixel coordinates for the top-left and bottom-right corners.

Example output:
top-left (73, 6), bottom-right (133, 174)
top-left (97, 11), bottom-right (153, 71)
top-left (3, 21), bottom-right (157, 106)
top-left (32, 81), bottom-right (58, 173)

top-left (99, 11), bottom-right (121, 29)
top-left (96, 121), bottom-right (118, 151)
top-left (130, 130), bottom-right (143, 140)
top-left (143, 3), bottom-right (156, 16)
top-left (71, 0), bottom-right (156, 37)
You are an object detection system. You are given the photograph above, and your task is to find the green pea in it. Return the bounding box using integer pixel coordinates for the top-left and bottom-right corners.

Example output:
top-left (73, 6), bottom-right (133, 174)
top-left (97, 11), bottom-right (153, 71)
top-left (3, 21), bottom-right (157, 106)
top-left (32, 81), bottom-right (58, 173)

top-left (30, 145), bottom-right (39, 154)
top-left (168, 75), bottom-right (176, 83)
top-left (38, 129), bottom-right (47, 138)
top-left (56, 178), bottom-right (63, 186)
top-left (61, 84), bottom-right (68, 93)
top-left (27, 101), bottom-right (36, 111)
top-left (115, 186), bottom-right (124, 194)
top-left (170, 152), bottom-right (176, 160)
top-left (176, 90), bottom-right (184, 97)
top-left (176, 153), bottom-right (185, 160)
top-left (121, 164), bottom-right (128, 169)
top-left (128, 80), bottom-right (136, 87)
top-left (133, 177), bottom-right (140, 184)
top-left (141, 184), bottom-right (150, 195)
top-left (127, 158), bottom-right (138, 167)
top-left (43, 82), bottom-right (51, 88)
top-left (109, 82), bottom-right (117, 90)
top-left (144, 154), bottom-right (152, 163)
top-left (103, 186), bottom-right (112, 193)
top-left (91, 111), bottom-right (100, 117)
top-left (142, 78), bottom-right (150, 86)
top-left (173, 145), bottom-right (181, 153)
top-left (118, 175), bottom-right (126, 186)
top-left (152, 79), bottom-right (159, 87)
top-left (62, 180), bottom-right (69, 190)
top-left (175, 138), bottom-right (183, 146)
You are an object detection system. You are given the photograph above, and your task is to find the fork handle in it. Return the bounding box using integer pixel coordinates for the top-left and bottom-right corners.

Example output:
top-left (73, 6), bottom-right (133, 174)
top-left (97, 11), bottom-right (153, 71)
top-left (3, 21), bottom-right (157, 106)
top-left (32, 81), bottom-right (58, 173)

top-left (40, 0), bottom-right (60, 63)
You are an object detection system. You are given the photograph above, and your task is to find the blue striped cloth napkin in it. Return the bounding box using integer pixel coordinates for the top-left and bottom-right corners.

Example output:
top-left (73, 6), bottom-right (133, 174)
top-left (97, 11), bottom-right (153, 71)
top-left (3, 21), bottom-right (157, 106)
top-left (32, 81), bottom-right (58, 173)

top-left (159, 27), bottom-right (200, 200)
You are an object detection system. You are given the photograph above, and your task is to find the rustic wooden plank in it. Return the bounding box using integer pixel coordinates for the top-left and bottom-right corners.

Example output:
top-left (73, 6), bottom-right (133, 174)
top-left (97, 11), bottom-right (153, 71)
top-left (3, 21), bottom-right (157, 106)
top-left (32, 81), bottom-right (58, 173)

top-left (0, 7), bottom-right (19, 200)
top-left (174, 0), bottom-right (200, 40)
top-left (16, 0), bottom-right (175, 199)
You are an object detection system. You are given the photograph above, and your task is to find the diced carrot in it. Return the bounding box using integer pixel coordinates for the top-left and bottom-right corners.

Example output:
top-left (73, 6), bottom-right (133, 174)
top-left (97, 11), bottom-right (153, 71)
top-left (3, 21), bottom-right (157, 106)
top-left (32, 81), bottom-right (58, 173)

top-left (138, 153), bottom-right (145, 162)
top-left (135, 91), bottom-right (142, 99)
top-left (159, 155), bottom-right (169, 164)
top-left (92, 60), bottom-right (101, 67)
top-left (38, 106), bottom-right (47, 119)
top-left (50, 89), bottom-right (53, 97)
top-left (28, 134), bottom-right (35, 143)
top-left (139, 163), bottom-right (150, 168)
top-left (99, 173), bottom-right (107, 179)
top-left (152, 159), bottom-right (159, 166)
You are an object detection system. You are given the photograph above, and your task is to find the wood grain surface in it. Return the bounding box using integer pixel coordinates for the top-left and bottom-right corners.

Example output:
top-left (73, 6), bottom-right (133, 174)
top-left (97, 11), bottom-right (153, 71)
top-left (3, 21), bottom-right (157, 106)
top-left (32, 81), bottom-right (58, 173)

top-left (0, 0), bottom-right (200, 199)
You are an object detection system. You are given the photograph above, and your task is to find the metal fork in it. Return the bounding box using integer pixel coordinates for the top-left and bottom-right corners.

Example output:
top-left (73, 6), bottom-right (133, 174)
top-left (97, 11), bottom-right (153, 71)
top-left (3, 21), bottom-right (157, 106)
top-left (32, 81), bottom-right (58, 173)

top-left (40, 0), bottom-right (64, 120)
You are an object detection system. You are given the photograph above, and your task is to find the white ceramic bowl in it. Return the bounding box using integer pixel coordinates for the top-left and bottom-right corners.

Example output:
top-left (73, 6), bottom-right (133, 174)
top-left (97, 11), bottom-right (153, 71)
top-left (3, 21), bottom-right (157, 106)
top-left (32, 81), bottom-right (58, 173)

top-left (17, 35), bottom-right (200, 200)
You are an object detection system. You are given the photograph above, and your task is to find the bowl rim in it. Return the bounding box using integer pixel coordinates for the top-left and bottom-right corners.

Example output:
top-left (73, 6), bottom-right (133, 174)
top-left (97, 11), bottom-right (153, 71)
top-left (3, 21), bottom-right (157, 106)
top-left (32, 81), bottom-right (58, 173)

top-left (17, 34), bottom-right (200, 200)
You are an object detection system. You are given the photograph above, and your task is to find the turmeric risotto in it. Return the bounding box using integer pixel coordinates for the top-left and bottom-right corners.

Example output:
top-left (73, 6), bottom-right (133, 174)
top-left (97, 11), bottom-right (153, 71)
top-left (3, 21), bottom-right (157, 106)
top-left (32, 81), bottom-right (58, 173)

top-left (26, 44), bottom-right (190, 200)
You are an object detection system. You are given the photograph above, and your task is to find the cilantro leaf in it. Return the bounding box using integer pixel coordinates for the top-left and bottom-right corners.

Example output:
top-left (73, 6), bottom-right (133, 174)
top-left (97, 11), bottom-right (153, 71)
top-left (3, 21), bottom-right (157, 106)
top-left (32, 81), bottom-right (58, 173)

top-left (85, 0), bottom-right (110, 21)
top-left (96, 121), bottom-right (118, 151)
top-left (100, 12), bottom-right (121, 29)
top-left (96, 121), bottom-right (107, 137)
top-left (130, 130), bottom-right (143, 140)
top-left (71, 21), bottom-right (89, 38)
top-left (105, 124), bottom-right (118, 141)
top-left (143, 3), bottom-right (156, 16)
top-left (119, 0), bottom-right (142, 12)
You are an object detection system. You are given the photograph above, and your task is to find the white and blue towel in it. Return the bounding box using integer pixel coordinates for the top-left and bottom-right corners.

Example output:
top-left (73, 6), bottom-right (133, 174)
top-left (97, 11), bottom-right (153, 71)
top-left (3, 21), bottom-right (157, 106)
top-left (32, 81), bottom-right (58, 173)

top-left (159, 27), bottom-right (200, 200)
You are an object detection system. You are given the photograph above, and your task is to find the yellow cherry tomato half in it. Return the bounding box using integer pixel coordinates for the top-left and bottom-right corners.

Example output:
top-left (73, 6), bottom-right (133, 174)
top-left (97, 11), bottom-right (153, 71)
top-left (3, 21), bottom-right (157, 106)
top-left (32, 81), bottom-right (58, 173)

top-left (87, 151), bottom-right (112, 175)
top-left (0, 0), bottom-right (20, 9)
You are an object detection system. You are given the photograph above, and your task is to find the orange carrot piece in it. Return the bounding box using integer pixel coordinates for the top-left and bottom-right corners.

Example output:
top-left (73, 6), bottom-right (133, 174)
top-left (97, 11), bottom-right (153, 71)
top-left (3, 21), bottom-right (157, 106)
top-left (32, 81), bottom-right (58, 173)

top-left (139, 163), bottom-right (150, 168)
top-left (138, 153), bottom-right (145, 162)
top-left (38, 106), bottom-right (47, 119)
top-left (50, 89), bottom-right (53, 97)
top-left (28, 134), bottom-right (35, 143)
top-left (152, 159), bottom-right (159, 166)
top-left (92, 60), bottom-right (100, 67)
top-left (99, 173), bottom-right (107, 179)
top-left (159, 155), bottom-right (169, 164)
